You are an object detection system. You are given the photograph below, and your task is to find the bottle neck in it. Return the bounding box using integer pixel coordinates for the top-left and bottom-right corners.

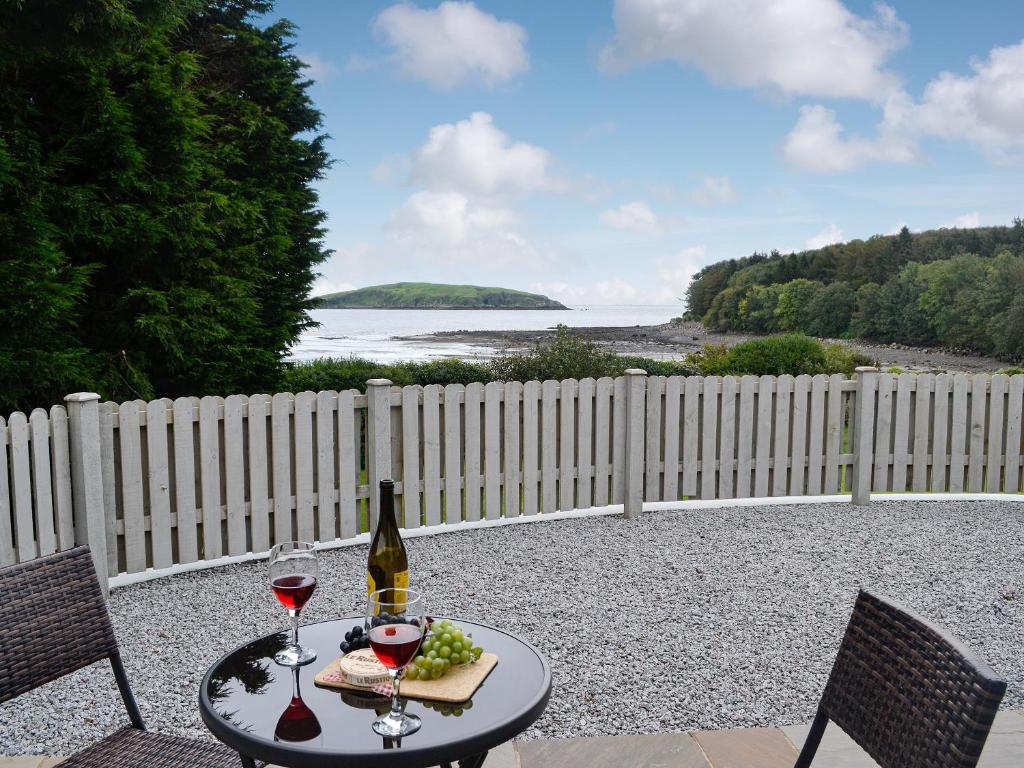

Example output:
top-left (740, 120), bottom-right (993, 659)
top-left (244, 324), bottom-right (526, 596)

top-left (377, 486), bottom-right (398, 537)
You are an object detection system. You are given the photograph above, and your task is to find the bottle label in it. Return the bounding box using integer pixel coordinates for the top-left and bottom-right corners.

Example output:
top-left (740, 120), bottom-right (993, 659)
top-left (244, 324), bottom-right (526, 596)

top-left (367, 570), bottom-right (410, 598)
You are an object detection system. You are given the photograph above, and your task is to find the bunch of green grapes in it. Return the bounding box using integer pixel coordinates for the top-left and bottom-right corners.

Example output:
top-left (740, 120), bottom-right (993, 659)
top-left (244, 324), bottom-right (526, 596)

top-left (405, 619), bottom-right (483, 681)
top-left (420, 699), bottom-right (474, 717)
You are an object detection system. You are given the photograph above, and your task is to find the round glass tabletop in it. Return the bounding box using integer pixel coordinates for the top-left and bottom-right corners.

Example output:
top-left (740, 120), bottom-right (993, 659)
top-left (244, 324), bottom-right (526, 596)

top-left (199, 617), bottom-right (551, 768)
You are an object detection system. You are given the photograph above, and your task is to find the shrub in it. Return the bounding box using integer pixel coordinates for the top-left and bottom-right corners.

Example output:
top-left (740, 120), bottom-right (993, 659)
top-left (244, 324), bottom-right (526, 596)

top-left (490, 325), bottom-right (621, 382)
top-left (686, 334), bottom-right (868, 376)
top-left (685, 343), bottom-right (731, 376)
top-left (401, 359), bottom-right (494, 387)
top-left (822, 343), bottom-right (875, 376)
top-left (616, 356), bottom-right (697, 377)
top-left (282, 357), bottom-right (495, 392)
top-left (281, 358), bottom-right (410, 392)
top-left (718, 334), bottom-right (827, 375)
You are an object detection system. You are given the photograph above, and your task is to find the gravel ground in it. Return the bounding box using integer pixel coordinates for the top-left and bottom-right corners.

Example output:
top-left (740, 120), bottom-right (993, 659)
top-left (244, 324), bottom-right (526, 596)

top-left (3, 499), bottom-right (1023, 756)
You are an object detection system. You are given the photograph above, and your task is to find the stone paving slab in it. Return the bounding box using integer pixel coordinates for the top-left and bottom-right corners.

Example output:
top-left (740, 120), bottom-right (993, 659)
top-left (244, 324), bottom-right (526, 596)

top-left (693, 727), bottom-right (797, 767)
top-left (781, 722), bottom-right (877, 767)
top-left (516, 733), bottom-right (709, 768)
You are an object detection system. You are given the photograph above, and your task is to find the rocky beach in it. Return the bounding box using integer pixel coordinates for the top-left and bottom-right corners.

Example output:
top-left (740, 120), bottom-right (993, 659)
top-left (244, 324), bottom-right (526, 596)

top-left (401, 320), bottom-right (1010, 374)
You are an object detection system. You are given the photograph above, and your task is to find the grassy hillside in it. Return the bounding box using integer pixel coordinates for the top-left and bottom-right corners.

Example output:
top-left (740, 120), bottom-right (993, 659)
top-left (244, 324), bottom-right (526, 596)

top-left (683, 221), bottom-right (1024, 361)
top-left (318, 282), bottom-right (568, 309)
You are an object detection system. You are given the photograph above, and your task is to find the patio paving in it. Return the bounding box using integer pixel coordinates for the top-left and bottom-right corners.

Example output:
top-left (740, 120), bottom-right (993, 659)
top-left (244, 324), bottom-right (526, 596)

top-left (512, 710), bottom-right (1024, 767)
top-left (5, 711), bottom-right (1022, 767)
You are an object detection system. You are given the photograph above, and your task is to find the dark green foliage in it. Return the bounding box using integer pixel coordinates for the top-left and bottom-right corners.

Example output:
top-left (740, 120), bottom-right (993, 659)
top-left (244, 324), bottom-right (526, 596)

top-left (0, 0), bottom-right (329, 410)
top-left (850, 283), bottom-right (884, 338)
top-left (489, 325), bottom-right (693, 382)
top-left (490, 325), bottom-right (618, 382)
top-left (805, 281), bottom-right (856, 338)
top-left (689, 222), bottom-right (1024, 360)
top-left (281, 358), bottom-right (496, 393)
top-left (688, 335), bottom-right (873, 377)
top-left (615, 356), bottom-right (696, 377)
top-left (774, 279), bottom-right (824, 332)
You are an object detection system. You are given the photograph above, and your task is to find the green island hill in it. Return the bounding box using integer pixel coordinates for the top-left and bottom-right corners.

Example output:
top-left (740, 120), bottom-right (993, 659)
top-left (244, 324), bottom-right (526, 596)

top-left (317, 282), bottom-right (569, 310)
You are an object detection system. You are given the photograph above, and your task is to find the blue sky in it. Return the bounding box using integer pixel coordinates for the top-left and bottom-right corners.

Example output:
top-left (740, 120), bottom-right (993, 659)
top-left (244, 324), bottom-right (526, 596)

top-left (269, 1), bottom-right (1024, 306)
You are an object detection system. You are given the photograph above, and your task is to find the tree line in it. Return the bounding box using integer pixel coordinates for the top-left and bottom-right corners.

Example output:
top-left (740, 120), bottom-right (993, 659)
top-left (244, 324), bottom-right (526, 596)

top-left (685, 223), bottom-right (1024, 361)
top-left (0, 0), bottom-right (329, 412)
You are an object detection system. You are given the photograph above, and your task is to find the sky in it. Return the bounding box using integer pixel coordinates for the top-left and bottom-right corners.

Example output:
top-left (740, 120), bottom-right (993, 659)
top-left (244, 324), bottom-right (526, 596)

top-left (267, 0), bottom-right (1024, 306)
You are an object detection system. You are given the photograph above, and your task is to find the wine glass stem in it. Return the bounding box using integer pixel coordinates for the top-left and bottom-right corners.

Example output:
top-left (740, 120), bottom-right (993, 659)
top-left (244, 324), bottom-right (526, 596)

top-left (389, 669), bottom-right (402, 719)
top-left (289, 608), bottom-right (299, 648)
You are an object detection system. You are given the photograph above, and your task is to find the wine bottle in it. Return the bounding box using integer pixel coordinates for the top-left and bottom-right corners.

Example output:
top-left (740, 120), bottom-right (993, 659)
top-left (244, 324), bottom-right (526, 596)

top-left (367, 479), bottom-right (409, 603)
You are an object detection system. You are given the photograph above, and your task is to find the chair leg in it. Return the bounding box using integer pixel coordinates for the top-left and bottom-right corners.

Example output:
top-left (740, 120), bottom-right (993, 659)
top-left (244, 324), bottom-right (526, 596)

top-left (109, 653), bottom-right (146, 730)
top-left (793, 706), bottom-right (828, 768)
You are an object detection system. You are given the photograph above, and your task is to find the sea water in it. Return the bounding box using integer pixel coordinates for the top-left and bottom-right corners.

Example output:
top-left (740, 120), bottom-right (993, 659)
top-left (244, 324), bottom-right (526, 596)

top-left (290, 305), bottom-right (681, 362)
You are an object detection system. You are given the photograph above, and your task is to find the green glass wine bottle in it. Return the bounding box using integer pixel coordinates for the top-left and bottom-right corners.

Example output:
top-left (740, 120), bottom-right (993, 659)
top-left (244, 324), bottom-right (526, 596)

top-left (367, 479), bottom-right (409, 604)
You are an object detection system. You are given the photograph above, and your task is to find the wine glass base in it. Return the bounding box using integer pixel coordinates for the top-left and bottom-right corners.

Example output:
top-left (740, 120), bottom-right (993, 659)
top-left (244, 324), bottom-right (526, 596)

top-left (274, 645), bottom-right (317, 667)
top-left (372, 712), bottom-right (421, 737)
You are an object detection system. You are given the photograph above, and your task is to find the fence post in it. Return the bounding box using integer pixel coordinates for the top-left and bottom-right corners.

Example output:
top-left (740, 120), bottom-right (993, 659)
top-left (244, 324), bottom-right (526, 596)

top-left (64, 392), bottom-right (109, 594)
top-left (624, 369), bottom-right (647, 519)
top-left (850, 367), bottom-right (879, 506)
top-left (366, 379), bottom-right (393, 532)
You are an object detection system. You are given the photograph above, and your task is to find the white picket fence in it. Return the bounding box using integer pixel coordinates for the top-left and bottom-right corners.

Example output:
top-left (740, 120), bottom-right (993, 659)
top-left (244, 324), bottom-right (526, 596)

top-left (1, 369), bottom-right (1022, 587)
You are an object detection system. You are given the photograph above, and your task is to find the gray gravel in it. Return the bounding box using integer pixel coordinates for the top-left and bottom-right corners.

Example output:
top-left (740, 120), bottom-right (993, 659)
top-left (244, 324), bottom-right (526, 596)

top-left (3, 499), bottom-right (1023, 756)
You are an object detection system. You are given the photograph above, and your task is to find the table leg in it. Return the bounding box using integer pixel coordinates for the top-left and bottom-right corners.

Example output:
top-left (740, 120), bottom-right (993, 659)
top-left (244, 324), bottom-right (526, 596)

top-left (237, 753), bottom-right (259, 768)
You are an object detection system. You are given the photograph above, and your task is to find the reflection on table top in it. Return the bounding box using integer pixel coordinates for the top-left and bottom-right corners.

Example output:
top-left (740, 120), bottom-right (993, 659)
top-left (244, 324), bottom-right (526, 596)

top-left (199, 617), bottom-right (551, 768)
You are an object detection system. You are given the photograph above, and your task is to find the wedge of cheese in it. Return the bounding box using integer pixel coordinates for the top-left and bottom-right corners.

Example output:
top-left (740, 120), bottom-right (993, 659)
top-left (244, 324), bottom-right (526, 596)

top-left (338, 648), bottom-right (390, 687)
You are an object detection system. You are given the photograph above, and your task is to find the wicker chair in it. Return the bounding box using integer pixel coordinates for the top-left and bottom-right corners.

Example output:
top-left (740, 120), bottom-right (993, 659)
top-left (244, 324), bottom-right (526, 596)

top-left (794, 589), bottom-right (1006, 768)
top-left (0, 546), bottom-right (249, 768)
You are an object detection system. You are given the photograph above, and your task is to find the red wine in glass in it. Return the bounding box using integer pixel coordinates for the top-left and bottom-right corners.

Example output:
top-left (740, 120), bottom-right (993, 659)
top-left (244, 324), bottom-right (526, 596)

top-left (268, 541), bottom-right (319, 667)
top-left (275, 697), bottom-right (322, 742)
top-left (272, 574), bottom-right (317, 611)
top-left (368, 622), bottom-right (423, 669)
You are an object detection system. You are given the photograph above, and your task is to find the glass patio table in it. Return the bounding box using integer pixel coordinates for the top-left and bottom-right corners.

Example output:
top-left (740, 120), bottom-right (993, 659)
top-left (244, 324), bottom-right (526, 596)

top-left (199, 617), bottom-right (551, 768)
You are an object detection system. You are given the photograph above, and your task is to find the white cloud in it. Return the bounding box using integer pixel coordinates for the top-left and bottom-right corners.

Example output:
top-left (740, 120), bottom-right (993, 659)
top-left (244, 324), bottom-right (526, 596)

top-left (783, 104), bottom-right (917, 172)
top-left (655, 246), bottom-right (707, 304)
top-left (805, 223), bottom-right (844, 249)
top-left (530, 279), bottom-right (641, 305)
top-left (410, 112), bottom-right (561, 196)
top-left (940, 212), bottom-right (981, 229)
top-left (311, 277), bottom-right (356, 297)
top-left (689, 175), bottom-right (736, 205)
top-left (785, 40), bottom-right (1024, 172)
top-left (298, 51), bottom-right (340, 82)
top-left (387, 191), bottom-right (547, 268)
top-left (884, 41), bottom-right (1024, 160)
top-left (376, 113), bottom-right (567, 270)
top-left (600, 0), bottom-right (907, 101)
top-left (600, 200), bottom-right (664, 234)
top-left (374, 1), bottom-right (529, 90)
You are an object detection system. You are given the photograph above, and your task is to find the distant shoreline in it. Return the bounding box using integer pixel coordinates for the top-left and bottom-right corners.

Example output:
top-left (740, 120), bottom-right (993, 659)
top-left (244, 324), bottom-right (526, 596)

top-left (399, 321), bottom-right (1008, 373)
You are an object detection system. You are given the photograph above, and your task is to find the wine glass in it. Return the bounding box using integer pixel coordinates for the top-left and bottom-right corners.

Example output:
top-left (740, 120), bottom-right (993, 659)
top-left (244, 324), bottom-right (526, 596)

top-left (269, 541), bottom-right (318, 667)
top-left (365, 588), bottom-right (426, 737)
top-left (274, 668), bottom-right (322, 743)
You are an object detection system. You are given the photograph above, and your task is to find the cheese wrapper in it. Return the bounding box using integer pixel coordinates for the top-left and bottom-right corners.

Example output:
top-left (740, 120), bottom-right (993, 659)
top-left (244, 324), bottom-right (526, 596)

top-left (337, 648), bottom-right (390, 687)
